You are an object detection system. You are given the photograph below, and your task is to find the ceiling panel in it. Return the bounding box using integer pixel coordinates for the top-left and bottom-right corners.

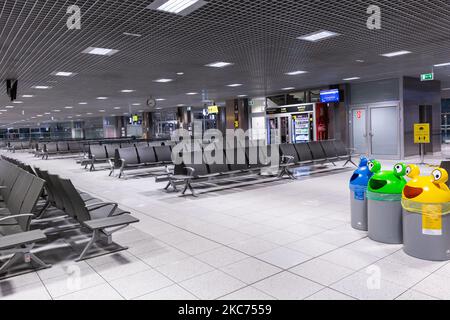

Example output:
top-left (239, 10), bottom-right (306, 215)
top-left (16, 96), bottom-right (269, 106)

top-left (0, 0), bottom-right (449, 125)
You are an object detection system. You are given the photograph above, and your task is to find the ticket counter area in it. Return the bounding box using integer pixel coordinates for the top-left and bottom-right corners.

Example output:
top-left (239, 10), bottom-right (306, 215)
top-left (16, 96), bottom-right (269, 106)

top-left (266, 103), bottom-right (316, 145)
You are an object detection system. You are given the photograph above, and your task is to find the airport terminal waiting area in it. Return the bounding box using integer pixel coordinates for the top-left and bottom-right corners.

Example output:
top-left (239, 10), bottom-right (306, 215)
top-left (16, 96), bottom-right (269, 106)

top-left (0, 139), bottom-right (450, 300)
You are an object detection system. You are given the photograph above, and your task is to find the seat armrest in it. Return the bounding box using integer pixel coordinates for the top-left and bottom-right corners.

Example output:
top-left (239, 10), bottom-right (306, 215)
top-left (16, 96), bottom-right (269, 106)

top-left (185, 167), bottom-right (196, 177)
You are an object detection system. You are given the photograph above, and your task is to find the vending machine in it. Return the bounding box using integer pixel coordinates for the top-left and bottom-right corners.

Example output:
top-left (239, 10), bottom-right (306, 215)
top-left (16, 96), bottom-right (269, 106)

top-left (292, 114), bottom-right (312, 143)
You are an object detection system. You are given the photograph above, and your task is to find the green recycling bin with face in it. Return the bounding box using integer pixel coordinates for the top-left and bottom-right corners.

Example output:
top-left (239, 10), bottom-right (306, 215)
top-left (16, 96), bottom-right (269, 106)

top-left (367, 161), bottom-right (407, 244)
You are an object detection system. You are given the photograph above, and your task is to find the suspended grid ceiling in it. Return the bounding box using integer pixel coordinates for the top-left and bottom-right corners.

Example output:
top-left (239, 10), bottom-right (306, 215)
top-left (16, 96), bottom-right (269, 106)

top-left (0, 0), bottom-right (450, 125)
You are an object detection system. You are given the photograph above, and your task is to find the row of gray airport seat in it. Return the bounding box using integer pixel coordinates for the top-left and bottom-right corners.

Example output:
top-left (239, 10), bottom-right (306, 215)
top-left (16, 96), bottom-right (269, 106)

top-left (0, 156), bottom-right (139, 279)
top-left (162, 140), bottom-right (356, 196)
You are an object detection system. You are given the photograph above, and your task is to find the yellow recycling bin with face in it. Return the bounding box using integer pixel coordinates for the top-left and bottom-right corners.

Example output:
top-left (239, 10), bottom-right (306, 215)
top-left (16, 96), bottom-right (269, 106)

top-left (402, 165), bottom-right (450, 261)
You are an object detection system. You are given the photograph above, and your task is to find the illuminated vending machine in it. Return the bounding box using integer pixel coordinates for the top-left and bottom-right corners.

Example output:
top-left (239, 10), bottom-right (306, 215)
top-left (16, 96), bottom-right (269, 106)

top-left (292, 114), bottom-right (312, 143)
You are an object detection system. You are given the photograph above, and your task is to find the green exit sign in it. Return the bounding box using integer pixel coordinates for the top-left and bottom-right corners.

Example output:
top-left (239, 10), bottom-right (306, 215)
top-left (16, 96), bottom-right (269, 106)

top-left (421, 73), bottom-right (434, 81)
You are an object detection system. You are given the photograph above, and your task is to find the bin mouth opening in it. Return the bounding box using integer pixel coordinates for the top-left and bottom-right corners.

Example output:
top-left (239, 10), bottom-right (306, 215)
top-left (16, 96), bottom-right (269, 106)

top-left (350, 174), bottom-right (359, 182)
top-left (369, 179), bottom-right (387, 190)
top-left (403, 186), bottom-right (424, 199)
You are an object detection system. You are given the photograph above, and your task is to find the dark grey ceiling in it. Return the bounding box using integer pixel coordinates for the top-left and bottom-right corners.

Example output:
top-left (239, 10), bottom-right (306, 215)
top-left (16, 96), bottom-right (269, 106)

top-left (0, 0), bottom-right (450, 125)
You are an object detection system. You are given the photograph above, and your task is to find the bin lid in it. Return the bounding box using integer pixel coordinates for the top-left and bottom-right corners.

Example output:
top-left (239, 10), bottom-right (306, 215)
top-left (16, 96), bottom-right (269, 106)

top-left (367, 160), bottom-right (407, 194)
top-left (349, 157), bottom-right (373, 187)
top-left (402, 165), bottom-right (450, 204)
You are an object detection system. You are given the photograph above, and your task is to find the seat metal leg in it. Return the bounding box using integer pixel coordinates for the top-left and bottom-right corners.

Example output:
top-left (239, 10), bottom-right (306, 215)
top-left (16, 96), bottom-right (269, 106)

top-left (0, 253), bottom-right (21, 275)
top-left (76, 230), bottom-right (99, 262)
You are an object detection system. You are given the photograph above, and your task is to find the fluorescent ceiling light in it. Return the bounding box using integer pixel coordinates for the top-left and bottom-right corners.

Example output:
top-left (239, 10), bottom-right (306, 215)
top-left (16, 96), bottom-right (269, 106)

top-left (177, 104), bottom-right (186, 106)
top-left (78, 102), bottom-right (88, 105)
top-left (282, 87), bottom-right (295, 90)
top-left (132, 103), bottom-right (141, 106)
top-left (297, 30), bottom-right (339, 42)
top-left (22, 95), bottom-right (34, 98)
top-left (120, 89), bottom-right (135, 93)
top-left (443, 88), bottom-right (450, 91)
top-left (86, 113), bottom-right (93, 115)
top-left (12, 101), bottom-right (23, 104)
top-left (5, 106), bottom-right (14, 109)
top-left (99, 110), bottom-right (106, 112)
top-left (53, 110), bottom-right (61, 112)
top-left (147, 0), bottom-right (207, 16)
top-left (114, 107), bottom-right (121, 110)
top-left (227, 83), bottom-right (243, 87)
top-left (237, 95), bottom-right (248, 97)
top-left (65, 106), bottom-right (73, 109)
top-left (154, 78), bottom-right (173, 83)
top-left (32, 86), bottom-right (51, 89)
top-left (44, 112), bottom-right (51, 115)
top-left (82, 47), bottom-right (119, 56)
top-left (177, 72), bottom-right (184, 75)
top-left (37, 115), bottom-right (43, 117)
top-left (186, 92), bottom-right (198, 95)
top-left (205, 61), bottom-right (234, 68)
top-left (123, 32), bottom-right (142, 37)
top-left (285, 70), bottom-right (308, 76)
top-left (97, 97), bottom-right (108, 100)
top-left (0, 109), bottom-right (7, 112)
top-left (381, 50), bottom-right (411, 57)
top-left (52, 71), bottom-right (76, 77)
top-left (434, 62), bottom-right (450, 67)
top-left (343, 77), bottom-right (361, 81)
top-left (356, 60), bottom-right (365, 63)
top-left (156, 98), bottom-right (166, 101)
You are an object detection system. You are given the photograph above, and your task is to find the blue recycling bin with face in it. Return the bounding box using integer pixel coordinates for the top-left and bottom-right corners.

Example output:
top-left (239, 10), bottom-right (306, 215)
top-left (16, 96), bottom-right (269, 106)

top-left (350, 157), bottom-right (373, 231)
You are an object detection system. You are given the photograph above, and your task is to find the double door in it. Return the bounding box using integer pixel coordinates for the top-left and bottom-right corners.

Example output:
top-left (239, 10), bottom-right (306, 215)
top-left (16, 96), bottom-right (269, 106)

top-left (351, 103), bottom-right (401, 158)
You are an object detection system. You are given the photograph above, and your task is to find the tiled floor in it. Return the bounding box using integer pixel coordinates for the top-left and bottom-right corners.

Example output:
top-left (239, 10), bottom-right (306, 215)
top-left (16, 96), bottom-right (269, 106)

top-left (0, 150), bottom-right (447, 300)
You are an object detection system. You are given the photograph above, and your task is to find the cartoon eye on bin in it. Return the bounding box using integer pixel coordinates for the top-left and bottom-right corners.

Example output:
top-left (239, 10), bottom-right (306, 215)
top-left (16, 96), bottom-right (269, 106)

top-left (406, 167), bottom-right (411, 175)
top-left (405, 165), bottom-right (420, 179)
top-left (394, 163), bottom-right (406, 176)
top-left (368, 160), bottom-right (381, 173)
top-left (432, 169), bottom-right (448, 184)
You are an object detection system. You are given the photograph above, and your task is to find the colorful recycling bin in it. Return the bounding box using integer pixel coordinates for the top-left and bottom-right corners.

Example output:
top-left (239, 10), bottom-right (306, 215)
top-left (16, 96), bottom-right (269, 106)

top-left (402, 166), bottom-right (450, 261)
top-left (367, 161), bottom-right (407, 244)
top-left (349, 157), bottom-right (374, 231)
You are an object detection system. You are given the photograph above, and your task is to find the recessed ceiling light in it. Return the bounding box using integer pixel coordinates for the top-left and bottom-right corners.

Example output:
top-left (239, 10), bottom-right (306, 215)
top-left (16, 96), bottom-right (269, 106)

top-left (186, 92), bottom-right (198, 95)
top-left (205, 61), bottom-right (234, 68)
top-left (99, 110), bottom-right (106, 112)
top-left (86, 112), bottom-right (93, 115)
top-left (156, 98), bottom-right (166, 101)
top-left (177, 72), bottom-right (184, 75)
top-left (12, 101), bottom-right (23, 104)
top-left (120, 89), bottom-right (135, 93)
top-left (65, 106), bottom-right (73, 109)
top-left (381, 50), bottom-right (411, 58)
top-left (281, 87), bottom-right (295, 91)
top-left (97, 97), bottom-right (108, 100)
top-left (297, 30), bottom-right (339, 42)
top-left (132, 103), bottom-right (141, 106)
top-left (343, 77), bottom-right (361, 81)
top-left (52, 71), bottom-right (76, 77)
top-left (37, 115), bottom-right (43, 117)
top-left (154, 78), bottom-right (173, 83)
top-left (22, 95), bottom-right (34, 98)
top-left (53, 110), bottom-right (61, 112)
top-left (82, 47), bottom-right (119, 56)
top-left (32, 86), bottom-right (51, 89)
top-left (435, 62), bottom-right (450, 67)
top-left (227, 83), bottom-right (243, 87)
top-left (5, 106), bottom-right (14, 109)
top-left (146, 0), bottom-right (207, 16)
top-left (114, 107), bottom-right (121, 110)
top-left (78, 102), bottom-right (88, 105)
top-left (44, 112), bottom-right (51, 115)
top-left (285, 70), bottom-right (308, 76)
top-left (123, 32), bottom-right (142, 37)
